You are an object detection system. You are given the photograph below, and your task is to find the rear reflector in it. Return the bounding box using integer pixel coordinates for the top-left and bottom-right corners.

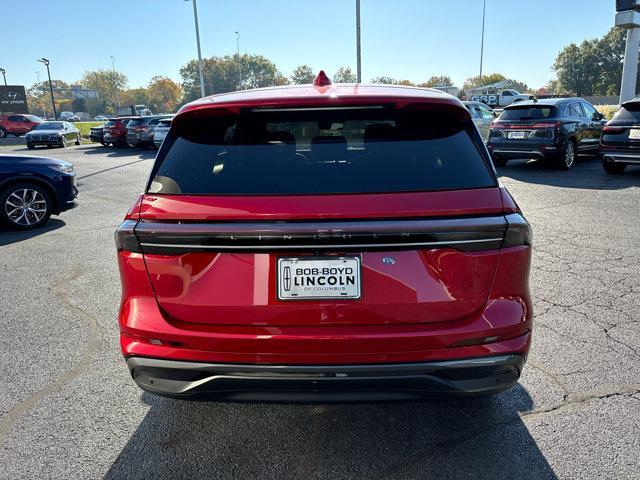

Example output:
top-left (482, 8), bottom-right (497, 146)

top-left (502, 214), bottom-right (532, 248)
top-left (115, 219), bottom-right (142, 253)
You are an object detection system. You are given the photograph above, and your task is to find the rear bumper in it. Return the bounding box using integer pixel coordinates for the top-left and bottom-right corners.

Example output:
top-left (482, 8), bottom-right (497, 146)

top-left (601, 151), bottom-right (640, 164)
top-left (126, 354), bottom-right (525, 401)
top-left (487, 142), bottom-right (557, 159)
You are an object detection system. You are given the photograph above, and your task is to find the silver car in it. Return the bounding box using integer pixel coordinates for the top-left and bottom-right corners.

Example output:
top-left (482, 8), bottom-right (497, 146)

top-left (464, 101), bottom-right (497, 141)
top-left (153, 117), bottom-right (173, 149)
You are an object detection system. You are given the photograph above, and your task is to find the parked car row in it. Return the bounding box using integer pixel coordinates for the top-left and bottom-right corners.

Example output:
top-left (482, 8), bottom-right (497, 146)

top-left (90, 115), bottom-right (173, 149)
top-left (465, 96), bottom-right (640, 175)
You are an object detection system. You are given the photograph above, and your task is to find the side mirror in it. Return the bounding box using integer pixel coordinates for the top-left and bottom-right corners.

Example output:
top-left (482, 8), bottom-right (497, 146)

top-left (493, 111), bottom-right (498, 118)
top-left (594, 112), bottom-right (605, 121)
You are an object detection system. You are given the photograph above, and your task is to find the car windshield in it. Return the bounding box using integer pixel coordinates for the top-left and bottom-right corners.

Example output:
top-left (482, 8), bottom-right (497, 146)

top-left (149, 106), bottom-right (495, 195)
top-left (34, 122), bottom-right (64, 130)
top-left (25, 115), bottom-right (43, 122)
top-left (498, 106), bottom-right (556, 121)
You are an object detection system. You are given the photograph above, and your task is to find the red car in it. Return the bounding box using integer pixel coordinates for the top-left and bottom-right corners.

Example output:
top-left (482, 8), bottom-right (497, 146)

top-left (0, 114), bottom-right (43, 138)
top-left (102, 117), bottom-right (137, 147)
top-left (116, 72), bottom-right (533, 401)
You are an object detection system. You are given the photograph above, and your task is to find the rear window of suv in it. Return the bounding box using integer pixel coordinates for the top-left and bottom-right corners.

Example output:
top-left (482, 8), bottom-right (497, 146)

top-left (610, 102), bottom-right (640, 124)
top-left (498, 105), bottom-right (557, 121)
top-left (148, 106), bottom-right (495, 195)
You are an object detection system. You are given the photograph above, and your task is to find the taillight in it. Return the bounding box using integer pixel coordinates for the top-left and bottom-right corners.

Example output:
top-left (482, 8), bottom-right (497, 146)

top-left (115, 220), bottom-right (142, 253)
top-left (502, 214), bottom-right (532, 248)
top-left (531, 122), bottom-right (561, 129)
top-left (603, 125), bottom-right (626, 134)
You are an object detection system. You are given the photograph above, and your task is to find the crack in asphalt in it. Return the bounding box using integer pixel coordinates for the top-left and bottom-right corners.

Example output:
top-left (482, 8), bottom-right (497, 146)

top-left (379, 384), bottom-right (640, 479)
top-left (0, 267), bottom-right (103, 447)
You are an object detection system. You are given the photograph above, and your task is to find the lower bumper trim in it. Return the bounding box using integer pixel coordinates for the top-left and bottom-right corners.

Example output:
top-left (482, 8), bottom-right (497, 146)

top-left (126, 354), bottom-right (525, 402)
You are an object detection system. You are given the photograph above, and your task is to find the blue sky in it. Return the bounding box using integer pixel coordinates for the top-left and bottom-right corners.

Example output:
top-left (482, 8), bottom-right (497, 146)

top-left (3, 0), bottom-right (615, 91)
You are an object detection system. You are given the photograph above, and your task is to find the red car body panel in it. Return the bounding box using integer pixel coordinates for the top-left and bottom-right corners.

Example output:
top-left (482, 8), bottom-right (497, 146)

top-left (117, 83), bottom-right (533, 399)
top-left (138, 188), bottom-right (504, 221)
top-left (119, 245), bottom-right (531, 364)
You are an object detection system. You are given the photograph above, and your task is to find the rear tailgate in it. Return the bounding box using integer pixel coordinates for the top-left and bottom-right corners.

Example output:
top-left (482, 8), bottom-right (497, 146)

top-left (137, 189), bottom-right (506, 326)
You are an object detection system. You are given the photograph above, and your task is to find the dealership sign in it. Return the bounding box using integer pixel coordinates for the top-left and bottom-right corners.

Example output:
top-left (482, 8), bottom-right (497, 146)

top-left (0, 86), bottom-right (28, 114)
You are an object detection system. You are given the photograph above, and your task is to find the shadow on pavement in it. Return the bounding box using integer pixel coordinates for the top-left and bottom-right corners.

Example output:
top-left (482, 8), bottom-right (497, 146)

top-left (497, 156), bottom-right (640, 190)
top-left (105, 385), bottom-right (555, 480)
top-left (0, 218), bottom-right (66, 246)
top-left (78, 145), bottom-right (157, 159)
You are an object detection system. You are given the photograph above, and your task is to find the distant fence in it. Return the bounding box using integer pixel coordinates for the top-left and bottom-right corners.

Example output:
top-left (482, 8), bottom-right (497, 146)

top-left (583, 95), bottom-right (619, 105)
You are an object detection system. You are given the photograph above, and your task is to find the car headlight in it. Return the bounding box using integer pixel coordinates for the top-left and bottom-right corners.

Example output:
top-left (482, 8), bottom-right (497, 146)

top-left (56, 164), bottom-right (75, 174)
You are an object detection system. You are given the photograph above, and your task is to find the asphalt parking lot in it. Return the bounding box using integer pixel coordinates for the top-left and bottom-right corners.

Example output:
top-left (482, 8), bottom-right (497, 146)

top-left (0, 144), bottom-right (639, 479)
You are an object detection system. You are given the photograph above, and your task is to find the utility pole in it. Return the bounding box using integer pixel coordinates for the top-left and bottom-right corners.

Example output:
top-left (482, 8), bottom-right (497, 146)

top-left (356, 0), bottom-right (362, 82)
top-left (235, 31), bottom-right (242, 90)
top-left (479, 0), bottom-right (486, 78)
top-left (38, 58), bottom-right (57, 120)
top-left (616, 1), bottom-right (640, 103)
top-left (110, 55), bottom-right (121, 107)
top-left (187, 0), bottom-right (206, 97)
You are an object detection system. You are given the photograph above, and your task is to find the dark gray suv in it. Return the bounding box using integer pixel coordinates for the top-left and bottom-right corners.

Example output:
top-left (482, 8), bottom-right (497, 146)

top-left (126, 115), bottom-right (172, 148)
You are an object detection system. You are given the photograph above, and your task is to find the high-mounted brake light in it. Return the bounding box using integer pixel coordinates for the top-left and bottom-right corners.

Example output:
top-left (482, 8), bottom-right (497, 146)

top-left (313, 70), bottom-right (332, 86)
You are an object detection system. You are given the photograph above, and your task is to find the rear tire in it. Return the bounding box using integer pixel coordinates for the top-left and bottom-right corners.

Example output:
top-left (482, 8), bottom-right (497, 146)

top-left (492, 155), bottom-right (508, 167)
top-left (27, 143), bottom-right (35, 150)
top-left (0, 127), bottom-right (6, 138)
top-left (602, 158), bottom-right (626, 174)
top-left (75, 134), bottom-right (81, 145)
top-left (60, 136), bottom-right (67, 148)
top-left (556, 139), bottom-right (576, 170)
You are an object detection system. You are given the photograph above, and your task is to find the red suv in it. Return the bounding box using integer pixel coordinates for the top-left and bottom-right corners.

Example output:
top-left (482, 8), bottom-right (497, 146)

top-left (0, 114), bottom-right (43, 138)
top-left (116, 73), bottom-right (533, 401)
top-left (102, 117), bottom-right (137, 147)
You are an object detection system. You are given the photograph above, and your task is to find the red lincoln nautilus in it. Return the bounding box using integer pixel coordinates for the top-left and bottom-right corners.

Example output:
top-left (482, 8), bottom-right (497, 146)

top-left (116, 71), bottom-right (532, 401)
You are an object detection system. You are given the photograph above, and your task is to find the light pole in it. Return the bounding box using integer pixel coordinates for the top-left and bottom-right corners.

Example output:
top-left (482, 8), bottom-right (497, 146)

top-left (0, 68), bottom-right (6, 86)
top-left (186, 0), bottom-right (206, 98)
top-left (355, 0), bottom-right (362, 82)
top-left (479, 0), bottom-right (486, 79)
top-left (38, 58), bottom-right (57, 120)
top-left (110, 55), bottom-right (121, 107)
top-left (235, 31), bottom-right (242, 90)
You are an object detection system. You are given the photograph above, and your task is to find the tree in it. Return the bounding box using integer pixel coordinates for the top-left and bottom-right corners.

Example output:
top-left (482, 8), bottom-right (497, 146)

top-left (462, 73), bottom-right (507, 92)
top-left (552, 26), bottom-right (633, 96)
top-left (420, 75), bottom-right (453, 87)
top-left (462, 73), bottom-right (530, 94)
top-left (334, 67), bottom-right (356, 83)
top-left (80, 69), bottom-right (128, 112)
top-left (180, 54), bottom-right (288, 103)
top-left (120, 88), bottom-right (151, 107)
top-left (290, 65), bottom-right (315, 84)
top-left (27, 80), bottom-right (70, 118)
top-left (147, 76), bottom-right (183, 113)
top-left (370, 76), bottom-right (397, 84)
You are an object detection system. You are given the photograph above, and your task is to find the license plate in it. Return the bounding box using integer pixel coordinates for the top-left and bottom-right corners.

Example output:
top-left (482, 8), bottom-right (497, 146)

top-left (629, 129), bottom-right (640, 140)
top-left (508, 131), bottom-right (526, 139)
top-left (278, 257), bottom-right (361, 300)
